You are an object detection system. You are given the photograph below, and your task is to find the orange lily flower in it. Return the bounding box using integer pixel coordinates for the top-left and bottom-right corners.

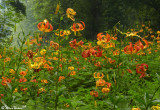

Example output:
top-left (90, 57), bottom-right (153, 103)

top-left (97, 32), bottom-right (111, 43)
top-left (94, 72), bottom-right (104, 79)
top-left (69, 39), bottom-right (84, 49)
top-left (81, 50), bottom-right (90, 58)
top-left (136, 63), bottom-right (148, 78)
top-left (66, 8), bottom-right (76, 21)
top-left (95, 48), bottom-right (102, 57)
top-left (135, 38), bottom-right (148, 50)
top-left (96, 79), bottom-right (106, 88)
top-left (124, 42), bottom-right (140, 54)
top-left (37, 19), bottom-right (53, 32)
top-left (71, 21), bottom-right (85, 35)
top-left (50, 41), bottom-right (59, 50)
top-left (58, 76), bottom-right (65, 82)
top-left (82, 47), bottom-right (102, 58)
top-left (142, 38), bottom-right (149, 49)
top-left (19, 78), bottom-right (27, 83)
top-left (55, 29), bottom-right (65, 37)
top-left (1, 77), bottom-right (11, 86)
top-left (19, 70), bottom-right (28, 76)
top-left (102, 87), bottom-right (110, 93)
top-left (90, 91), bottom-right (98, 97)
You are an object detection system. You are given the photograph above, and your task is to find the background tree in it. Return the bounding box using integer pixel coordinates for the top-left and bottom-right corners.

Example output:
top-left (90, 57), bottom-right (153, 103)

top-left (12, 0), bottom-right (160, 40)
top-left (0, 0), bottom-right (25, 40)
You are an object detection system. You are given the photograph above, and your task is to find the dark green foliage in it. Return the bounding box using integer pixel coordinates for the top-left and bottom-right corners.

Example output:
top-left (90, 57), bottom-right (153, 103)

top-left (9, 0), bottom-right (26, 15)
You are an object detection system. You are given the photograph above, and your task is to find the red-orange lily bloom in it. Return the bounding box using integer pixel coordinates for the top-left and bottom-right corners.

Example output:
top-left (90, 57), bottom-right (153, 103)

top-left (135, 38), bottom-right (149, 50)
top-left (69, 39), bottom-right (84, 49)
top-left (81, 50), bottom-right (90, 58)
top-left (37, 19), bottom-right (53, 32)
top-left (82, 47), bottom-right (102, 58)
top-left (1, 77), bottom-right (11, 86)
top-left (90, 91), bottom-right (98, 97)
top-left (95, 48), bottom-right (102, 57)
top-left (96, 79), bottom-right (106, 88)
top-left (66, 8), bottom-right (76, 21)
top-left (124, 42), bottom-right (140, 54)
top-left (71, 21), bottom-right (85, 32)
top-left (136, 63), bottom-right (148, 78)
top-left (97, 32), bottom-right (111, 43)
top-left (94, 72), bottom-right (104, 79)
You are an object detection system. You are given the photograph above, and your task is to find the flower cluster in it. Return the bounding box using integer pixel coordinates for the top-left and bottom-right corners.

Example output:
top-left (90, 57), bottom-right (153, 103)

top-left (81, 47), bottom-right (102, 58)
top-left (94, 72), bottom-right (112, 94)
top-left (151, 104), bottom-right (160, 110)
top-left (69, 39), bottom-right (84, 49)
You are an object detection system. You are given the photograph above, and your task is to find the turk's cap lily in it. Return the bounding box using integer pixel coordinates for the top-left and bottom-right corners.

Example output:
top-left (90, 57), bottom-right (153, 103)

top-left (37, 19), bottom-right (53, 32)
top-left (71, 21), bottom-right (85, 32)
top-left (102, 87), bottom-right (110, 93)
top-left (124, 42), bottom-right (140, 54)
top-left (66, 8), bottom-right (76, 21)
top-left (136, 63), bottom-right (148, 78)
top-left (97, 32), bottom-right (111, 43)
top-left (94, 72), bottom-right (104, 79)
top-left (135, 38), bottom-right (149, 50)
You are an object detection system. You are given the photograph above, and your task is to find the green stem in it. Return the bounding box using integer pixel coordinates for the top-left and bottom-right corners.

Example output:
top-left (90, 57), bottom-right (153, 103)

top-left (15, 37), bottom-right (26, 79)
top-left (55, 16), bottom-right (62, 110)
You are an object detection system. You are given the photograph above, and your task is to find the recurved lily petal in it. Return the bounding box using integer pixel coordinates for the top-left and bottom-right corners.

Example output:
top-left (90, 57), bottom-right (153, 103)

top-left (142, 38), bottom-right (149, 49)
top-left (37, 19), bottom-right (53, 32)
top-left (71, 21), bottom-right (85, 32)
top-left (95, 48), bottom-right (102, 57)
top-left (97, 32), bottom-right (111, 43)
top-left (136, 63), bottom-right (148, 78)
top-left (124, 42), bottom-right (140, 54)
top-left (94, 72), bottom-right (104, 79)
top-left (66, 8), bottom-right (76, 21)
top-left (135, 40), bottom-right (144, 50)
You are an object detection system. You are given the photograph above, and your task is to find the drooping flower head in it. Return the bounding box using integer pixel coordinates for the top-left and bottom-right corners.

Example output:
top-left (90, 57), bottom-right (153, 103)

top-left (124, 42), bottom-right (140, 54)
top-left (66, 8), bottom-right (76, 21)
top-left (101, 87), bottom-right (110, 94)
top-left (94, 72), bottom-right (104, 79)
top-left (37, 19), bottom-right (53, 32)
top-left (90, 91), bottom-right (98, 97)
top-left (136, 63), bottom-right (148, 78)
top-left (71, 21), bottom-right (85, 36)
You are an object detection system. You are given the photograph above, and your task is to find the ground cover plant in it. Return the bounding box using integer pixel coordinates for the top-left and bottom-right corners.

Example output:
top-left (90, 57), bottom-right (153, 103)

top-left (0, 3), bottom-right (160, 110)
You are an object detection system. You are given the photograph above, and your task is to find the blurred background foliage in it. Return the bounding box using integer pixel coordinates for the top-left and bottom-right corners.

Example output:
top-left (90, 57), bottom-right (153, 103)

top-left (1, 0), bottom-right (160, 40)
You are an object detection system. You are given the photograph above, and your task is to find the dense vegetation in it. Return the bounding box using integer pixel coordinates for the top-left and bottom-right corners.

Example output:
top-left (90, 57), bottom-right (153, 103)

top-left (0, 0), bottom-right (160, 110)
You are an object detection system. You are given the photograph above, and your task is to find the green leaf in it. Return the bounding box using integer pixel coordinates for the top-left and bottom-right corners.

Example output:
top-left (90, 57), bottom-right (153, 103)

top-left (14, 93), bottom-right (22, 97)
top-left (14, 24), bottom-right (17, 32)
top-left (58, 86), bottom-right (66, 96)
top-left (152, 99), bottom-right (160, 103)
top-left (156, 73), bottom-right (160, 83)
top-left (135, 97), bottom-right (145, 106)
top-left (71, 101), bottom-right (77, 108)
top-left (66, 35), bottom-right (69, 40)
top-left (144, 92), bottom-right (149, 106)
top-left (27, 100), bottom-right (35, 106)
top-left (60, 16), bottom-right (63, 21)
top-left (6, 82), bottom-right (12, 91)
top-left (76, 101), bottom-right (86, 106)
top-left (1, 99), bottom-right (9, 109)
top-left (0, 5), bottom-right (4, 9)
